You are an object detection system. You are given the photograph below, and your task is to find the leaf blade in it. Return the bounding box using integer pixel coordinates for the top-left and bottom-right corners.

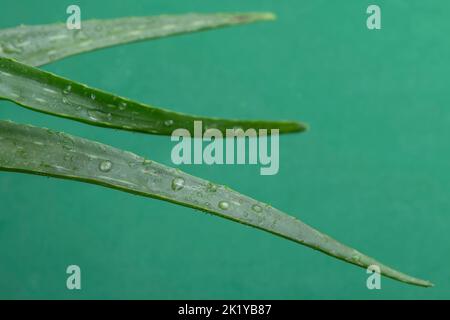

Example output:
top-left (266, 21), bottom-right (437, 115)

top-left (0, 13), bottom-right (276, 67)
top-left (0, 57), bottom-right (306, 135)
top-left (0, 120), bottom-right (432, 287)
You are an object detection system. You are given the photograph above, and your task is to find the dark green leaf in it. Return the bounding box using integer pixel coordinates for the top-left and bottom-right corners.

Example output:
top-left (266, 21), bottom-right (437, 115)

top-left (0, 57), bottom-right (305, 135)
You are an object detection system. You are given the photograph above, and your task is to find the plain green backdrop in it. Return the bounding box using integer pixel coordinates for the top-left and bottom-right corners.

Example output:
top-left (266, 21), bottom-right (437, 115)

top-left (0, 0), bottom-right (448, 299)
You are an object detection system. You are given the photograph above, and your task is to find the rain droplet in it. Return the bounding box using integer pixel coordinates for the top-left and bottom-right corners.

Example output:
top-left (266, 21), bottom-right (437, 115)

top-left (62, 97), bottom-right (68, 104)
top-left (251, 204), bottom-right (262, 213)
top-left (164, 119), bottom-right (174, 127)
top-left (119, 102), bottom-right (127, 110)
top-left (99, 160), bottom-right (112, 172)
top-left (63, 85), bottom-right (72, 95)
top-left (60, 134), bottom-right (75, 151)
top-left (90, 93), bottom-right (96, 100)
top-left (87, 110), bottom-right (99, 120)
top-left (87, 110), bottom-right (111, 121)
top-left (218, 201), bottom-right (230, 210)
top-left (206, 183), bottom-right (217, 192)
top-left (171, 177), bottom-right (185, 191)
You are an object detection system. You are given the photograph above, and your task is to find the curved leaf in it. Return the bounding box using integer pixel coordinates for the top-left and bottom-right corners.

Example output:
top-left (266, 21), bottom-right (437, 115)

top-left (0, 57), bottom-right (305, 135)
top-left (0, 13), bottom-right (276, 67)
top-left (0, 120), bottom-right (432, 287)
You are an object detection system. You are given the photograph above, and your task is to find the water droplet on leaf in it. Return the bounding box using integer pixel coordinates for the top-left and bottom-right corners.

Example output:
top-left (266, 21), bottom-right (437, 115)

top-left (206, 183), bottom-right (217, 192)
top-left (218, 201), bottom-right (230, 210)
top-left (99, 160), bottom-right (112, 172)
top-left (171, 177), bottom-right (185, 191)
top-left (251, 204), bottom-right (262, 213)
top-left (63, 85), bottom-right (72, 95)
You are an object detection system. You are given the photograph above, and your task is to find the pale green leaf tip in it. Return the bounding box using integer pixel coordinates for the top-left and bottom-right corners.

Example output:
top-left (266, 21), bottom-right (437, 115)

top-left (255, 12), bottom-right (277, 21)
top-left (408, 278), bottom-right (433, 288)
top-left (236, 12), bottom-right (277, 23)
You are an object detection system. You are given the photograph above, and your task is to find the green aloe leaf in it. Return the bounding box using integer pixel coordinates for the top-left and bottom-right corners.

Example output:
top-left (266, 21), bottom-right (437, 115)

top-left (0, 120), bottom-right (432, 287)
top-left (0, 13), bottom-right (276, 67)
top-left (0, 57), bottom-right (305, 135)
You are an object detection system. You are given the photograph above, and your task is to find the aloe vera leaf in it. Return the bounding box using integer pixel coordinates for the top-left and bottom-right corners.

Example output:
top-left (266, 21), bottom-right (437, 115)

top-left (0, 57), bottom-right (305, 135)
top-left (0, 120), bottom-right (432, 287)
top-left (0, 13), bottom-right (276, 67)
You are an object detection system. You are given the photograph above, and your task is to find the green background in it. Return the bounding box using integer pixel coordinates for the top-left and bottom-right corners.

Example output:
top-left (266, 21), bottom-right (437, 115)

top-left (0, 0), bottom-right (448, 299)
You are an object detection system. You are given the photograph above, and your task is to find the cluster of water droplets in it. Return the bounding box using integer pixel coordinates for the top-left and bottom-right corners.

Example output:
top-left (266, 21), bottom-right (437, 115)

top-left (164, 177), bottom-right (271, 218)
top-left (164, 119), bottom-right (174, 127)
top-left (61, 84), bottom-right (71, 104)
top-left (85, 153), bottom-right (271, 225)
top-left (83, 92), bottom-right (115, 122)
